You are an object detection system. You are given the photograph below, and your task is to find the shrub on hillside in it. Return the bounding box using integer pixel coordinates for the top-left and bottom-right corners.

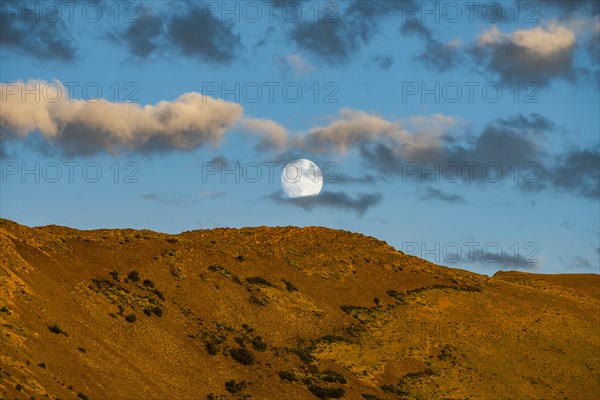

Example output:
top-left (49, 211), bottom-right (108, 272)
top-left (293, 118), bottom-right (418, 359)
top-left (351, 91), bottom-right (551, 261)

top-left (229, 348), bottom-right (255, 365)
top-left (278, 370), bottom-right (296, 382)
top-left (245, 276), bottom-right (274, 287)
top-left (225, 379), bottom-right (247, 393)
top-left (251, 336), bottom-right (267, 351)
top-left (308, 385), bottom-right (345, 399)
top-left (127, 270), bottom-right (140, 282)
top-left (143, 279), bottom-right (155, 288)
top-left (48, 324), bottom-right (68, 336)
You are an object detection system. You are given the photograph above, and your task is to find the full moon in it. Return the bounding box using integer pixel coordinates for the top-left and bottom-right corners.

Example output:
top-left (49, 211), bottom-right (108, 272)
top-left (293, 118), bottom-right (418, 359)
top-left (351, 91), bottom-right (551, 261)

top-left (281, 159), bottom-right (323, 198)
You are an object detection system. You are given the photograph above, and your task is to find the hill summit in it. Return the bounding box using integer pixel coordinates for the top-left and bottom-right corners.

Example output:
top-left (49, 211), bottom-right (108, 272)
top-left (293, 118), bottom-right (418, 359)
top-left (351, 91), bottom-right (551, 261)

top-left (0, 219), bottom-right (598, 399)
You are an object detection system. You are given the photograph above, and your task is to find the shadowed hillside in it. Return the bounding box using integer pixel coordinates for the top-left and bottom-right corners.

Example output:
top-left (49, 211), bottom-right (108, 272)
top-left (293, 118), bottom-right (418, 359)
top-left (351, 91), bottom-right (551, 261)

top-left (0, 219), bottom-right (598, 399)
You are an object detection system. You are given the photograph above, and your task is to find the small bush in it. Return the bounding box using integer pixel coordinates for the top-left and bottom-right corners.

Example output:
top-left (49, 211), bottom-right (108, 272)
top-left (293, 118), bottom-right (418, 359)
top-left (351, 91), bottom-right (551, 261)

top-left (143, 279), bottom-right (155, 288)
top-left (438, 344), bottom-right (455, 361)
top-left (229, 348), bottom-right (255, 365)
top-left (292, 344), bottom-right (316, 364)
top-left (405, 371), bottom-right (424, 379)
top-left (340, 305), bottom-right (354, 314)
top-left (225, 379), bottom-right (247, 393)
top-left (205, 340), bottom-right (220, 356)
top-left (16, 383), bottom-right (23, 391)
top-left (77, 393), bottom-right (89, 400)
top-left (48, 324), bottom-right (68, 336)
top-left (208, 265), bottom-right (222, 272)
top-left (77, 347), bottom-right (87, 353)
top-left (278, 370), bottom-right (296, 382)
top-left (320, 335), bottom-right (347, 344)
top-left (37, 362), bottom-right (46, 368)
top-left (109, 270), bottom-right (119, 280)
top-left (361, 394), bottom-right (383, 400)
top-left (320, 370), bottom-right (347, 384)
top-left (143, 308), bottom-right (152, 316)
top-left (249, 293), bottom-right (269, 306)
top-left (385, 290), bottom-right (405, 302)
top-left (380, 384), bottom-right (409, 396)
top-left (127, 270), bottom-right (140, 282)
top-left (155, 290), bottom-right (165, 300)
top-left (308, 385), bottom-right (345, 399)
top-left (125, 314), bottom-right (137, 323)
top-left (0, 306), bottom-right (9, 313)
top-left (251, 336), bottom-right (267, 351)
top-left (170, 266), bottom-right (183, 279)
top-left (235, 255), bottom-right (245, 262)
top-left (283, 280), bottom-right (298, 292)
top-left (245, 276), bottom-right (274, 287)
top-left (208, 265), bottom-right (241, 284)
top-left (151, 306), bottom-right (163, 317)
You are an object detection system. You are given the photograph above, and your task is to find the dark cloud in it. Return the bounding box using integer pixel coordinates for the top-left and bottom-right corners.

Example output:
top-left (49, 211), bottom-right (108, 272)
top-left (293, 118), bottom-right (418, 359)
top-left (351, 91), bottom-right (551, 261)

top-left (267, 191), bottom-right (381, 216)
top-left (534, 0), bottom-right (600, 18)
top-left (346, 0), bottom-right (417, 37)
top-left (371, 54), bottom-right (394, 70)
top-left (356, 113), bottom-right (598, 199)
top-left (559, 254), bottom-right (599, 272)
top-left (254, 26), bottom-right (275, 50)
top-left (288, 1), bottom-right (416, 64)
top-left (459, 117), bottom-right (547, 167)
top-left (117, 4), bottom-right (241, 64)
top-left (118, 6), bottom-right (163, 58)
top-left (587, 28), bottom-right (600, 64)
top-left (346, 0), bottom-right (416, 19)
top-left (0, 2), bottom-right (77, 61)
top-left (271, 0), bottom-right (310, 7)
top-left (329, 173), bottom-right (378, 185)
top-left (142, 190), bottom-right (224, 203)
top-left (141, 193), bottom-right (160, 201)
top-left (360, 113), bottom-right (554, 176)
top-left (289, 19), bottom-right (360, 64)
top-left (400, 19), bottom-right (462, 72)
top-left (420, 187), bottom-right (466, 204)
top-left (447, 247), bottom-right (540, 271)
top-left (167, 6), bottom-right (241, 64)
top-left (470, 248), bottom-right (540, 270)
top-left (208, 156), bottom-right (230, 169)
top-left (400, 19), bottom-right (430, 37)
top-left (547, 146), bottom-right (600, 199)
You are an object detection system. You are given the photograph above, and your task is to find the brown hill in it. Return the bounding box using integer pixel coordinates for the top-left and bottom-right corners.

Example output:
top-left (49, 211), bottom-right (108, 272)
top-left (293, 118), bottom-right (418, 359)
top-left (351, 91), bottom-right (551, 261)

top-left (0, 218), bottom-right (598, 400)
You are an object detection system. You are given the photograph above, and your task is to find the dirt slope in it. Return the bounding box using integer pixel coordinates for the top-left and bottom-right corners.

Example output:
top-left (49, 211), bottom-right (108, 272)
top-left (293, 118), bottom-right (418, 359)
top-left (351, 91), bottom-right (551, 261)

top-left (0, 219), bottom-right (598, 400)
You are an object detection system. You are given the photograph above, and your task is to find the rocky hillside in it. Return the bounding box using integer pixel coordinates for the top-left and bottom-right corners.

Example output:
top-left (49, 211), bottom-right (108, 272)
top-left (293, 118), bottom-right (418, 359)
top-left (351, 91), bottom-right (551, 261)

top-left (0, 219), bottom-right (598, 399)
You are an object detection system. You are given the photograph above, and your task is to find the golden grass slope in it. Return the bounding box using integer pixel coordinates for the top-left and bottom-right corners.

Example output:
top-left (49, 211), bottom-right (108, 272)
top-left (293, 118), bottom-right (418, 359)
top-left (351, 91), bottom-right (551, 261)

top-left (0, 218), bottom-right (598, 399)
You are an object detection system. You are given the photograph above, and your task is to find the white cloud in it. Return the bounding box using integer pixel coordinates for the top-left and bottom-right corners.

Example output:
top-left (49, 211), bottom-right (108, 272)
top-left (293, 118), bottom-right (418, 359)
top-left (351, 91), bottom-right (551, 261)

top-left (2, 80), bottom-right (456, 159)
top-left (474, 23), bottom-right (578, 85)
top-left (240, 117), bottom-right (288, 151)
top-left (0, 80), bottom-right (290, 155)
top-left (296, 108), bottom-right (456, 157)
top-left (478, 23), bottom-right (575, 57)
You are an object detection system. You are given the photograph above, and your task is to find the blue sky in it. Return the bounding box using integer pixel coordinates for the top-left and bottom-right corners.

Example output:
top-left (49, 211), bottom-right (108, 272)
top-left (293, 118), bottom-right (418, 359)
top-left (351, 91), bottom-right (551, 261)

top-left (1, 0), bottom-right (599, 275)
